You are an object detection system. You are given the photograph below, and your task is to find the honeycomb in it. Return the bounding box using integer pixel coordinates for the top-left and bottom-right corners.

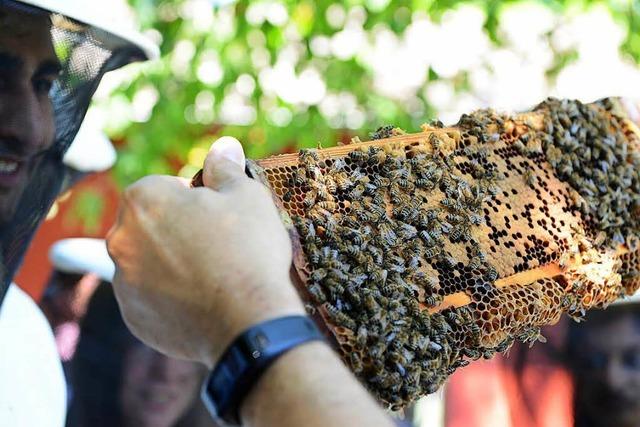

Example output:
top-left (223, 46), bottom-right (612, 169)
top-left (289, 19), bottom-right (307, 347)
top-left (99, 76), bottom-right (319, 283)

top-left (192, 98), bottom-right (640, 410)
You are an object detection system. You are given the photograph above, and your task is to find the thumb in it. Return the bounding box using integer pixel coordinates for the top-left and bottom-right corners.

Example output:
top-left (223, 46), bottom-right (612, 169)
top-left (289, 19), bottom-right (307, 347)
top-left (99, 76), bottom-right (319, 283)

top-left (203, 136), bottom-right (247, 191)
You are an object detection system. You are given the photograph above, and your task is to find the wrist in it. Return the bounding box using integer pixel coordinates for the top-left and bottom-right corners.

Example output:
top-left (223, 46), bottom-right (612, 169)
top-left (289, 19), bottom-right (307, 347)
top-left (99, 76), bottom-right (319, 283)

top-left (240, 341), bottom-right (335, 425)
top-left (202, 282), bottom-right (307, 369)
top-left (202, 316), bottom-right (325, 424)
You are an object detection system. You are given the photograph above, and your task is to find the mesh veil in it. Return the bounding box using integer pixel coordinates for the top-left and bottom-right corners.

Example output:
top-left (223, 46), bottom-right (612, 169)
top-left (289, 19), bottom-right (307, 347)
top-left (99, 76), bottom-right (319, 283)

top-left (0, 0), bottom-right (150, 305)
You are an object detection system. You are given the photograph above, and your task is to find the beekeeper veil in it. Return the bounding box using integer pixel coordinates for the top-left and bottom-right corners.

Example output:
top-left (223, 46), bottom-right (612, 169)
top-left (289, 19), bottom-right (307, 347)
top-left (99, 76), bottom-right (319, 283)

top-left (0, 0), bottom-right (157, 305)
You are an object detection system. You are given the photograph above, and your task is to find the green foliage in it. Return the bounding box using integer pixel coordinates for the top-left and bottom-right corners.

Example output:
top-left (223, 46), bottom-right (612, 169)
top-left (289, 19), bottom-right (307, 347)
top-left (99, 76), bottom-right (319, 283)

top-left (97, 0), bottom-right (639, 187)
top-left (64, 190), bottom-right (105, 235)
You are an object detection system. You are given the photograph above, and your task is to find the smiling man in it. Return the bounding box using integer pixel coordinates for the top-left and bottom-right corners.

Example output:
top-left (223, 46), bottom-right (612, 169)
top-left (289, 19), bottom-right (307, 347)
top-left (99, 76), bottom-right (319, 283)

top-left (0, 1), bottom-right (157, 426)
top-left (0, 6), bottom-right (60, 223)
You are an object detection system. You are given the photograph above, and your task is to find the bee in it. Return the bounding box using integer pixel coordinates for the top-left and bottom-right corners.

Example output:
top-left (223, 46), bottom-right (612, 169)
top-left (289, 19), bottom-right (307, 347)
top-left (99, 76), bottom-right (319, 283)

top-left (396, 222), bottom-right (417, 240)
top-left (403, 298), bottom-right (420, 318)
top-left (419, 230), bottom-right (436, 247)
top-left (424, 293), bottom-right (443, 307)
top-left (413, 271), bottom-right (436, 288)
top-left (349, 352), bottom-right (364, 374)
top-left (296, 217), bottom-right (315, 239)
top-left (294, 167), bottom-right (307, 185)
top-left (495, 338), bottom-right (513, 354)
top-left (316, 201), bottom-right (338, 211)
top-left (416, 177), bottom-right (436, 189)
top-left (368, 147), bottom-right (388, 165)
top-left (300, 148), bottom-right (319, 163)
top-left (302, 190), bottom-right (318, 208)
top-left (421, 357), bottom-right (442, 373)
top-left (328, 267), bottom-right (349, 282)
top-left (351, 204), bottom-right (370, 222)
top-left (348, 148), bottom-right (368, 163)
top-left (307, 283), bottom-right (326, 303)
top-left (397, 178), bottom-right (414, 189)
top-left (308, 206), bottom-right (330, 224)
top-left (427, 340), bottom-right (443, 353)
top-left (345, 286), bottom-right (361, 305)
top-left (467, 255), bottom-right (484, 271)
top-left (367, 244), bottom-right (384, 265)
top-left (363, 199), bottom-right (387, 222)
top-left (523, 167), bottom-right (537, 188)
top-left (379, 223), bottom-right (398, 247)
top-left (311, 183), bottom-right (333, 202)
top-left (485, 265), bottom-right (498, 282)
top-left (381, 282), bottom-right (400, 296)
top-left (513, 139), bottom-right (526, 155)
top-left (429, 133), bottom-right (443, 152)
top-left (446, 310), bottom-right (464, 326)
top-left (424, 246), bottom-right (441, 259)
top-left (518, 327), bottom-right (547, 348)
top-left (307, 243), bottom-right (321, 264)
top-left (323, 175), bottom-right (337, 194)
top-left (307, 165), bottom-right (323, 181)
top-left (370, 268), bottom-right (388, 284)
top-left (332, 171), bottom-right (352, 191)
top-left (389, 167), bottom-right (410, 180)
top-left (322, 217), bottom-right (339, 238)
top-left (455, 359), bottom-right (470, 368)
top-left (349, 184), bottom-right (366, 199)
top-left (349, 225), bottom-right (371, 245)
top-left (448, 224), bottom-right (466, 242)
top-left (310, 268), bottom-right (328, 282)
top-left (482, 349), bottom-right (496, 359)
top-left (468, 212), bottom-right (484, 225)
top-left (324, 278), bottom-right (345, 298)
top-left (363, 294), bottom-right (379, 315)
top-left (388, 183), bottom-right (407, 203)
top-left (325, 303), bottom-right (356, 330)
top-left (370, 125), bottom-right (395, 140)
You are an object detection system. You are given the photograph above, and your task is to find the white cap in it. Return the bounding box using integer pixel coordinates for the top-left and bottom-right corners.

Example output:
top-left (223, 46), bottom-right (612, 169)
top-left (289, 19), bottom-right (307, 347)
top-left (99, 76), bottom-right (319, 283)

top-left (14, 0), bottom-right (159, 60)
top-left (62, 115), bottom-right (117, 172)
top-left (48, 238), bottom-right (115, 283)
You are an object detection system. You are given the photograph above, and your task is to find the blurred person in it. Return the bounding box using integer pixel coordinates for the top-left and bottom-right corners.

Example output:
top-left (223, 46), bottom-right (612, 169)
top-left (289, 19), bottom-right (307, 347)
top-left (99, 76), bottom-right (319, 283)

top-left (41, 238), bottom-right (113, 363)
top-left (67, 283), bottom-right (215, 427)
top-left (567, 293), bottom-right (640, 427)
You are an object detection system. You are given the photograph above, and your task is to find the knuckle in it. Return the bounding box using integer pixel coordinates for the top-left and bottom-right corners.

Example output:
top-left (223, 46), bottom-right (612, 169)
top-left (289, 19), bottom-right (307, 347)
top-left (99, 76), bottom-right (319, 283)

top-left (123, 176), bottom-right (165, 205)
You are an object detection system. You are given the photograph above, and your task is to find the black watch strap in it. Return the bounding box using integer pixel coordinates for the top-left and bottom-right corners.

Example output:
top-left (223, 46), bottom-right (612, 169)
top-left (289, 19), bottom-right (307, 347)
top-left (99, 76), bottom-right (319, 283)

top-left (201, 315), bottom-right (324, 425)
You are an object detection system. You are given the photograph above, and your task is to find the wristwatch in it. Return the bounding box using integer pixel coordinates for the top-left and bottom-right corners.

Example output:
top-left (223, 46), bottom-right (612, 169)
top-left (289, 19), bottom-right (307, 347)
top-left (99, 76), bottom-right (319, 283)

top-left (201, 315), bottom-right (324, 425)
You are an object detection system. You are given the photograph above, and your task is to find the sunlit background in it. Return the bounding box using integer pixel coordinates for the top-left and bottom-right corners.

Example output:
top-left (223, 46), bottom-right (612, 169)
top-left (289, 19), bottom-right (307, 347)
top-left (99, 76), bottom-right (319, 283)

top-left (90, 0), bottom-right (640, 186)
top-left (15, 2), bottom-right (640, 426)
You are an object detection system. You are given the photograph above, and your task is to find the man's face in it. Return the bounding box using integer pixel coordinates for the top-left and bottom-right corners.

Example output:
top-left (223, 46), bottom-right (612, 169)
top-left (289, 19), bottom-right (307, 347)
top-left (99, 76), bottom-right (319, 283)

top-left (575, 313), bottom-right (640, 427)
top-left (0, 6), bottom-right (59, 223)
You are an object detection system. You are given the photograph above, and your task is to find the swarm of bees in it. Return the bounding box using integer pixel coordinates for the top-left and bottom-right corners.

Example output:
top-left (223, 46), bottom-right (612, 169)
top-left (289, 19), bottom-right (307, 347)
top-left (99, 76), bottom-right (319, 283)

top-left (191, 97), bottom-right (640, 409)
top-left (534, 98), bottom-right (640, 250)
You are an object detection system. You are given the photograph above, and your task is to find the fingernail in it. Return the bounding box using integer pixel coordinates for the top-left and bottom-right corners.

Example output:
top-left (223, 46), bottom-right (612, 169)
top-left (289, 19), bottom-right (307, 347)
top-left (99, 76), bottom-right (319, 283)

top-left (211, 136), bottom-right (245, 167)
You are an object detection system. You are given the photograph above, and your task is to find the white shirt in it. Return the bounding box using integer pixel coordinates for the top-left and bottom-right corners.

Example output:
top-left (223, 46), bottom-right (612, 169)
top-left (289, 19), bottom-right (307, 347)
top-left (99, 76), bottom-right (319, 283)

top-left (0, 284), bottom-right (66, 427)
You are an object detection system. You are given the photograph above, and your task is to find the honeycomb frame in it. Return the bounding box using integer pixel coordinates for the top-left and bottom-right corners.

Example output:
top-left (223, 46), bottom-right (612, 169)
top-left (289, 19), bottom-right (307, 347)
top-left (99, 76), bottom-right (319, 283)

top-left (192, 97), bottom-right (640, 409)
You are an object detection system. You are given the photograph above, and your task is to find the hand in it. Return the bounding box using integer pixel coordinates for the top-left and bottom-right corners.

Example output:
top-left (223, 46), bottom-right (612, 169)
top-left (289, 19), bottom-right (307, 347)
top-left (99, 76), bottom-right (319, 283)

top-left (107, 137), bottom-right (306, 368)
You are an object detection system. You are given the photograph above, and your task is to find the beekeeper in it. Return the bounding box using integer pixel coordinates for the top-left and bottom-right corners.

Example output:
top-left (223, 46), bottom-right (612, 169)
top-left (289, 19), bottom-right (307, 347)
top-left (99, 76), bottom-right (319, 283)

top-left (0, 1), bottom-right (156, 425)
